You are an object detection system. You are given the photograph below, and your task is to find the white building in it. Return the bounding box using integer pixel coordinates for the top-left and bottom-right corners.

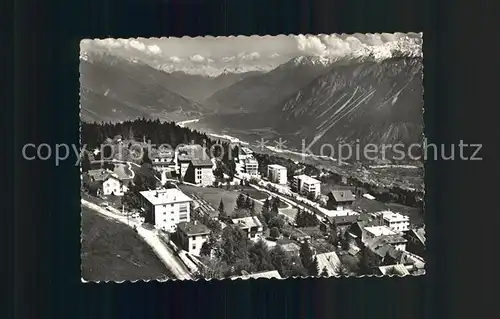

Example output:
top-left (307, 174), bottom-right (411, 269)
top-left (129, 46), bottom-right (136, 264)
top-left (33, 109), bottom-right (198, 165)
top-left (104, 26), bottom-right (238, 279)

top-left (139, 189), bottom-right (193, 232)
top-left (184, 159), bottom-right (215, 186)
top-left (363, 226), bottom-right (397, 242)
top-left (175, 144), bottom-right (210, 178)
top-left (244, 158), bottom-right (259, 176)
top-left (267, 164), bottom-right (287, 184)
top-left (362, 226), bottom-right (407, 251)
top-left (151, 150), bottom-right (176, 173)
top-left (292, 175), bottom-right (321, 199)
top-left (231, 216), bottom-right (264, 241)
top-left (176, 221), bottom-right (210, 256)
top-left (87, 169), bottom-right (129, 196)
top-left (378, 211), bottom-right (410, 232)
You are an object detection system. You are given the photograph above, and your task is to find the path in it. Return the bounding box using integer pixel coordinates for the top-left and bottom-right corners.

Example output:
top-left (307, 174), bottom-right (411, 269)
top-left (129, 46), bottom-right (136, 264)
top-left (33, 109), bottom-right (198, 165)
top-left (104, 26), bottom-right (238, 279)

top-left (81, 199), bottom-right (193, 280)
top-left (247, 183), bottom-right (324, 220)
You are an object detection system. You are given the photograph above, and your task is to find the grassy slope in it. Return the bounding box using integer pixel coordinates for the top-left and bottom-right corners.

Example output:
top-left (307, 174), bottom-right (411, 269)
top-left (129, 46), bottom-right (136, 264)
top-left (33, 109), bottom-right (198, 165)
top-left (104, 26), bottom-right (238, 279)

top-left (81, 206), bottom-right (173, 281)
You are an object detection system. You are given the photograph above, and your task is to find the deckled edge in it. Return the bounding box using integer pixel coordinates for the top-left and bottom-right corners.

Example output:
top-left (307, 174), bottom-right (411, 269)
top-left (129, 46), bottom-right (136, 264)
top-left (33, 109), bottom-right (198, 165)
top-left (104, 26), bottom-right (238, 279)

top-left (79, 32), bottom-right (426, 282)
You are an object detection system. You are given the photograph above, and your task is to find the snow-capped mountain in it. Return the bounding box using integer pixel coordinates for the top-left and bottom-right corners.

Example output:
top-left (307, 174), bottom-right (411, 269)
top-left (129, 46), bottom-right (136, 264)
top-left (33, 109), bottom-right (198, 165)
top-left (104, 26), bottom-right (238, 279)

top-left (80, 51), bottom-right (261, 103)
top-left (273, 56), bottom-right (424, 158)
top-left (80, 52), bottom-right (203, 123)
top-left (206, 55), bottom-right (338, 114)
top-left (195, 56), bottom-right (424, 163)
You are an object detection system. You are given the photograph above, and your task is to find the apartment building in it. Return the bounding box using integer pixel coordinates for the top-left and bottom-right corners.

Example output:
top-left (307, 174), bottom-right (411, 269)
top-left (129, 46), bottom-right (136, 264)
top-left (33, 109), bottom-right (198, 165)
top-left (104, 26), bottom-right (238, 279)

top-left (267, 164), bottom-right (287, 184)
top-left (244, 158), bottom-right (259, 176)
top-left (292, 175), bottom-right (321, 199)
top-left (139, 189), bottom-right (193, 232)
top-left (184, 159), bottom-right (215, 186)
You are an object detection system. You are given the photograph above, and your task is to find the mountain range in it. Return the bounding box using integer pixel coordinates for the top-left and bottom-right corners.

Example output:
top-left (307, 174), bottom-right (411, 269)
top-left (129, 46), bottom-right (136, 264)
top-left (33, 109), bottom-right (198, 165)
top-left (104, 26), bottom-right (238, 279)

top-left (80, 50), bottom-right (423, 162)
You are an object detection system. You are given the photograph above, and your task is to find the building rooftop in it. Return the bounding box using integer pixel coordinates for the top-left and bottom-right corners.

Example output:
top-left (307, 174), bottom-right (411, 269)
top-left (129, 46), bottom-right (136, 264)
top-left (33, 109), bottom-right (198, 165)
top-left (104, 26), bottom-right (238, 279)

top-left (378, 264), bottom-right (411, 276)
top-left (323, 209), bottom-right (359, 218)
top-left (281, 242), bottom-right (300, 253)
top-left (412, 228), bottom-right (426, 245)
top-left (87, 169), bottom-right (121, 182)
top-left (268, 164), bottom-right (287, 170)
top-left (177, 221), bottom-right (210, 236)
top-left (232, 216), bottom-right (263, 229)
top-left (366, 234), bottom-right (408, 253)
top-left (231, 270), bottom-right (282, 280)
top-left (294, 174), bottom-right (321, 184)
top-left (140, 188), bottom-right (193, 206)
top-left (244, 157), bottom-right (258, 165)
top-left (364, 226), bottom-right (397, 237)
top-left (240, 147), bottom-right (253, 155)
top-left (380, 211), bottom-right (410, 223)
top-left (330, 189), bottom-right (356, 202)
top-left (177, 144), bottom-right (210, 162)
top-left (190, 158), bottom-right (214, 167)
top-left (315, 251), bottom-right (343, 277)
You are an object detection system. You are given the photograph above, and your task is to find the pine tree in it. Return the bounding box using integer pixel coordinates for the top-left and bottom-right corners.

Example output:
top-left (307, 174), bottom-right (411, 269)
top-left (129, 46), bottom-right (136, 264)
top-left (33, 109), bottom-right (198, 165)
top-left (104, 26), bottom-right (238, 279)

top-left (299, 240), bottom-right (315, 276)
top-left (218, 199), bottom-right (228, 221)
top-left (236, 194), bottom-right (246, 209)
top-left (245, 196), bottom-right (253, 210)
top-left (309, 256), bottom-right (319, 277)
top-left (81, 151), bottom-right (91, 173)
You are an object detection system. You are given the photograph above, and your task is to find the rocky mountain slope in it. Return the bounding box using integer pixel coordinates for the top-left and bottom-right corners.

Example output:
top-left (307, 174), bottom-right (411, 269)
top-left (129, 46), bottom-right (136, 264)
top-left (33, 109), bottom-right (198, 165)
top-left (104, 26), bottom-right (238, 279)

top-left (80, 52), bottom-right (203, 123)
top-left (206, 56), bottom-right (338, 114)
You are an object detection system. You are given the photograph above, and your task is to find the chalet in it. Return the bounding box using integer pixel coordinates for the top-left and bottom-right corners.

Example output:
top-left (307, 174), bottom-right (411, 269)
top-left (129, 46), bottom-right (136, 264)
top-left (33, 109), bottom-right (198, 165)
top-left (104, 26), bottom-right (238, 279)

top-left (322, 209), bottom-right (359, 227)
top-left (87, 169), bottom-right (128, 196)
top-left (231, 216), bottom-right (263, 241)
top-left (327, 189), bottom-right (355, 210)
top-left (175, 144), bottom-right (210, 178)
top-left (151, 149), bottom-right (176, 173)
top-left (176, 221), bottom-right (210, 256)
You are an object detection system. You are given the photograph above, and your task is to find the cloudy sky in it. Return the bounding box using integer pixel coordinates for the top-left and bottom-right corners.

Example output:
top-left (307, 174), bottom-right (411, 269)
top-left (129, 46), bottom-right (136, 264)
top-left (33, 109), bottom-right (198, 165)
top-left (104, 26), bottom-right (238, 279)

top-left (80, 32), bottom-right (422, 76)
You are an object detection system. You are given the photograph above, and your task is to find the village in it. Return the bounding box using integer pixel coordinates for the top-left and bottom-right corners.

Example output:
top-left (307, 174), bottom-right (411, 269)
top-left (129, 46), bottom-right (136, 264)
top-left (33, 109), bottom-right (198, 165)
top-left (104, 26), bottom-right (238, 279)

top-left (81, 135), bottom-right (426, 280)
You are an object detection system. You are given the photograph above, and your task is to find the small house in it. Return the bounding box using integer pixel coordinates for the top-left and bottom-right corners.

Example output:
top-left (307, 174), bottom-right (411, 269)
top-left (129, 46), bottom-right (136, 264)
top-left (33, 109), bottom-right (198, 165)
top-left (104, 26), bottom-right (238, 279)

top-left (176, 221), bottom-right (210, 256)
top-left (327, 190), bottom-right (355, 210)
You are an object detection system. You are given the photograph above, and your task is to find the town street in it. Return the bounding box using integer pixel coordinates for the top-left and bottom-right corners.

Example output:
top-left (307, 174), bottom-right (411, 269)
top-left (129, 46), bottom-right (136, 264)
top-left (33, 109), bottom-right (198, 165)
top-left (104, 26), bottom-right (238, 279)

top-left (81, 199), bottom-right (193, 280)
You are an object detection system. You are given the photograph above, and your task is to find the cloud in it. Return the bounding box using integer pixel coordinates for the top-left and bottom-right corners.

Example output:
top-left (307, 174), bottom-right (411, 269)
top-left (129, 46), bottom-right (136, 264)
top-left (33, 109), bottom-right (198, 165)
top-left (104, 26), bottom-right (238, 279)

top-left (238, 52), bottom-right (261, 60)
top-left (221, 56), bottom-right (236, 62)
top-left (295, 34), bottom-right (327, 55)
top-left (294, 33), bottom-right (422, 58)
top-left (85, 38), bottom-right (162, 55)
top-left (269, 53), bottom-right (280, 58)
top-left (190, 54), bottom-right (205, 62)
top-left (147, 45), bottom-right (161, 55)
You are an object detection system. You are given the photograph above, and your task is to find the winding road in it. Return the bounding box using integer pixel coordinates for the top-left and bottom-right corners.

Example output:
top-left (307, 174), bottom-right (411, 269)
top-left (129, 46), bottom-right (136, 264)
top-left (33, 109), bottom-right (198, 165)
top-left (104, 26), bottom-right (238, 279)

top-left (81, 199), bottom-right (193, 280)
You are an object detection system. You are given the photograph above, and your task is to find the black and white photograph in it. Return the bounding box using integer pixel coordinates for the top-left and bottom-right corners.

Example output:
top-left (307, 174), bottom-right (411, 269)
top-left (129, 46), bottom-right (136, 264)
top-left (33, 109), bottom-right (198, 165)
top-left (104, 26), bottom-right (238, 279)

top-left (79, 33), bottom-right (425, 282)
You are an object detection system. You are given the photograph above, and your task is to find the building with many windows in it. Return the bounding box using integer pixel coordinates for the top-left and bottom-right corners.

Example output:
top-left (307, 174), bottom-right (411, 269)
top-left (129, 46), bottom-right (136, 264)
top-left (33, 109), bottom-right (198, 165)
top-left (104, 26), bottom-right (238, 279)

top-left (292, 175), bottom-right (321, 199)
top-left (139, 189), bottom-right (193, 232)
top-left (184, 158), bottom-right (215, 186)
top-left (267, 164), bottom-right (287, 184)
